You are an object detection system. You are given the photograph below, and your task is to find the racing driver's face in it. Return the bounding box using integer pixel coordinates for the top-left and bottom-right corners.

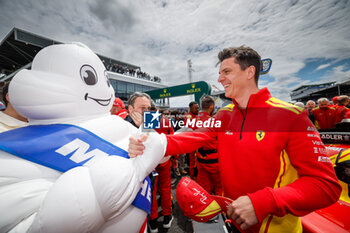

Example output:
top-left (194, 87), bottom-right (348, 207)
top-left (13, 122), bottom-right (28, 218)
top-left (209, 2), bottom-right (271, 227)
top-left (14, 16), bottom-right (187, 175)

top-left (218, 57), bottom-right (247, 99)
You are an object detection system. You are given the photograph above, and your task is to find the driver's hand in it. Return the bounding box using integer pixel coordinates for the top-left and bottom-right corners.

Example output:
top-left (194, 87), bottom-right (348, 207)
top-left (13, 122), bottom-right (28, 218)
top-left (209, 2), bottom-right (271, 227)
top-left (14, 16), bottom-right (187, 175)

top-left (128, 134), bottom-right (148, 158)
top-left (227, 195), bottom-right (258, 230)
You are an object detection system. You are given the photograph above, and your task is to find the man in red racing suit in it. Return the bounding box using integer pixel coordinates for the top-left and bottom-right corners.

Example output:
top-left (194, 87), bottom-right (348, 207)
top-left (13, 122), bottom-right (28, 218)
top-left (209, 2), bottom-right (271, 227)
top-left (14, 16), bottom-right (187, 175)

top-left (129, 46), bottom-right (341, 233)
top-left (185, 101), bottom-right (199, 180)
top-left (194, 95), bottom-right (222, 196)
top-left (312, 98), bottom-right (336, 129)
top-left (149, 112), bottom-right (174, 232)
top-left (165, 88), bottom-right (341, 232)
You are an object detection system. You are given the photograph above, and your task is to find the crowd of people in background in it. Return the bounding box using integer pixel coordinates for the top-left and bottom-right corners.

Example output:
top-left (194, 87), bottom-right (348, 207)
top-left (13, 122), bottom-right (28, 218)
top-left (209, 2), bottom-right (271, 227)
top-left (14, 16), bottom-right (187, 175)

top-left (104, 62), bottom-right (161, 83)
top-left (294, 95), bottom-right (350, 130)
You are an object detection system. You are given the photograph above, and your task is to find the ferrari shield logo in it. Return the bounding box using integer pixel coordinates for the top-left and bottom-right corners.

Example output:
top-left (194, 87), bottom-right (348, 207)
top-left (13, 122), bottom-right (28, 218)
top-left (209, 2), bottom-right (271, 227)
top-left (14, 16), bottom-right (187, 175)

top-left (256, 130), bottom-right (265, 141)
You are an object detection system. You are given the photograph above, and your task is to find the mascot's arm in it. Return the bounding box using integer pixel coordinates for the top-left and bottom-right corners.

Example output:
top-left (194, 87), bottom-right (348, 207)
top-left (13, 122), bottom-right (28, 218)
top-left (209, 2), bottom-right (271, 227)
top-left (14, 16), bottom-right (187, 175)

top-left (91, 132), bottom-right (167, 221)
top-left (131, 132), bottom-right (167, 182)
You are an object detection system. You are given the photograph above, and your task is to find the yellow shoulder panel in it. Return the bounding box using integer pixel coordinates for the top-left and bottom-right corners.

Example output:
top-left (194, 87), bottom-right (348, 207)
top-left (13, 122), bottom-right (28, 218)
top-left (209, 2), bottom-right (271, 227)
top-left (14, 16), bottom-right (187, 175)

top-left (217, 103), bottom-right (234, 112)
top-left (266, 97), bottom-right (303, 115)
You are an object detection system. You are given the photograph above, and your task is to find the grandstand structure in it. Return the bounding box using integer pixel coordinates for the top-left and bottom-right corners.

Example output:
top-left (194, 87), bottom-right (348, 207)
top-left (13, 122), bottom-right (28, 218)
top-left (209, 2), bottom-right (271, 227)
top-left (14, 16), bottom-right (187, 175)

top-left (290, 80), bottom-right (350, 103)
top-left (0, 27), bottom-right (166, 102)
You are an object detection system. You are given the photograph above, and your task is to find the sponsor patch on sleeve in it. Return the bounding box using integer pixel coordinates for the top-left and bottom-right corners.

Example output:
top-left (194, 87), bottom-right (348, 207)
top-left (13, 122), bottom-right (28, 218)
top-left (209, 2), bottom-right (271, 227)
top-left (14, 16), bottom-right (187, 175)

top-left (318, 156), bottom-right (331, 163)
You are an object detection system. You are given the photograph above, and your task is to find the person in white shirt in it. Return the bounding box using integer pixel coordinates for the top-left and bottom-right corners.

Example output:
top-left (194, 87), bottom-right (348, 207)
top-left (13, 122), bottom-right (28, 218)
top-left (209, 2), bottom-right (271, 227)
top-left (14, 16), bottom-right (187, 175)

top-left (0, 82), bottom-right (28, 132)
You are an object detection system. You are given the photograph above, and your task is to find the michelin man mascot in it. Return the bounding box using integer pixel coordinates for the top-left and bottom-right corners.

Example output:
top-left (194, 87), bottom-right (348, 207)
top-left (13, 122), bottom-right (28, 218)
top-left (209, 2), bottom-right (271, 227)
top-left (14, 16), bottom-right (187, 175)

top-left (0, 43), bottom-right (167, 233)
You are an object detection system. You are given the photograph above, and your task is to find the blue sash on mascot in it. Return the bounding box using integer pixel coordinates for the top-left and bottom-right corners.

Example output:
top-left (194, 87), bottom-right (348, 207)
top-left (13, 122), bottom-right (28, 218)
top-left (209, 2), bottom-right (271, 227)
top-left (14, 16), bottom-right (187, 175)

top-left (0, 124), bottom-right (151, 214)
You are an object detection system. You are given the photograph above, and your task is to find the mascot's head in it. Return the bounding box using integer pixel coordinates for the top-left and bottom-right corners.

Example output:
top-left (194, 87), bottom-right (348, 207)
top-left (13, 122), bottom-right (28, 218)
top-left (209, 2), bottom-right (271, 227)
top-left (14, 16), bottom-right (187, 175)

top-left (9, 43), bottom-right (115, 123)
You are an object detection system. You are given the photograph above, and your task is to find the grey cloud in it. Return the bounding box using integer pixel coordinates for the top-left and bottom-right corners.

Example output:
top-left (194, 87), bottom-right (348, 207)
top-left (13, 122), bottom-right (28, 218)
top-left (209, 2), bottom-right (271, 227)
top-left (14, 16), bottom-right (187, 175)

top-left (88, 0), bottom-right (136, 32)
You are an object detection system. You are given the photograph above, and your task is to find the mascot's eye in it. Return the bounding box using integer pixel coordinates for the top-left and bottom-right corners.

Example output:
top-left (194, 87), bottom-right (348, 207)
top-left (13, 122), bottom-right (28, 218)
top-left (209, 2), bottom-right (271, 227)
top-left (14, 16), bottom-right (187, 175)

top-left (80, 65), bottom-right (98, 85)
top-left (104, 71), bottom-right (111, 87)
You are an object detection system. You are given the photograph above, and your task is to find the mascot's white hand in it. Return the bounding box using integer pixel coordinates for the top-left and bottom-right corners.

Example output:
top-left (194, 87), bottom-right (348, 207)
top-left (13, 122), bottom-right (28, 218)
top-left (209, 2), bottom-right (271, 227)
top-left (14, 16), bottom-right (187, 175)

top-left (128, 134), bottom-right (148, 157)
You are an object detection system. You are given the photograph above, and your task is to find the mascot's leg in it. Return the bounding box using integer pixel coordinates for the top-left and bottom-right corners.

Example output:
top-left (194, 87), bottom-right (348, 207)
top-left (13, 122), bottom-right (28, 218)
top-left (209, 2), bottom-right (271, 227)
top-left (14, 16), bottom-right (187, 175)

top-left (28, 167), bottom-right (105, 233)
top-left (28, 155), bottom-right (148, 233)
top-left (97, 206), bottom-right (147, 233)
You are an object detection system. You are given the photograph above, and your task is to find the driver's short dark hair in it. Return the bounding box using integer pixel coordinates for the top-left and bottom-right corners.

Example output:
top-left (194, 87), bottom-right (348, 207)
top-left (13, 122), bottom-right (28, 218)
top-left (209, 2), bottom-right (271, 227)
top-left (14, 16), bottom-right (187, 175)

top-left (217, 46), bottom-right (261, 85)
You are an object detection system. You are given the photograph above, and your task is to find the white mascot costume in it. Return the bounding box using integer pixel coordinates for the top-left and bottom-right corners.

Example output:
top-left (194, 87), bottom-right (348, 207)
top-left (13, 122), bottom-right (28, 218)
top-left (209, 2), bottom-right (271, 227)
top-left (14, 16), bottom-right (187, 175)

top-left (0, 43), bottom-right (167, 233)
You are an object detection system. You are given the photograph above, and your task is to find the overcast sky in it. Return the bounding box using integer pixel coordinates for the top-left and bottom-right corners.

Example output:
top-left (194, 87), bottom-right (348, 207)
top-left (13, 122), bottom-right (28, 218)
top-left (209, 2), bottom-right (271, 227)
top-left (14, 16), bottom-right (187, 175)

top-left (1, 0), bottom-right (349, 103)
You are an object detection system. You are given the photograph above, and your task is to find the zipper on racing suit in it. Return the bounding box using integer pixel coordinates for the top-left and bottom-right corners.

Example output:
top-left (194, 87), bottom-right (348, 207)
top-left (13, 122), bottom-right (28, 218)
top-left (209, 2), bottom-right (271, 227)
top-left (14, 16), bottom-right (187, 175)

top-left (239, 98), bottom-right (251, 140)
